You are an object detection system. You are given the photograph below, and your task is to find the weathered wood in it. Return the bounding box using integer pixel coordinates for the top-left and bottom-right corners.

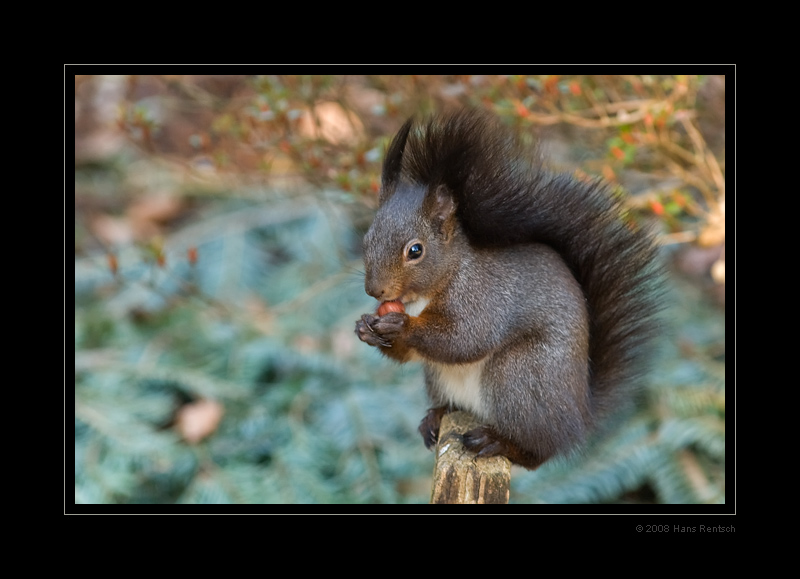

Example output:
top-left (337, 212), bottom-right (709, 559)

top-left (429, 411), bottom-right (511, 504)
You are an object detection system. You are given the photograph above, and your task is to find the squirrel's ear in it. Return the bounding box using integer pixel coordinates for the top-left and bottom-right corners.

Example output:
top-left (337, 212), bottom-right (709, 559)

top-left (428, 184), bottom-right (457, 241)
top-left (380, 117), bottom-right (413, 204)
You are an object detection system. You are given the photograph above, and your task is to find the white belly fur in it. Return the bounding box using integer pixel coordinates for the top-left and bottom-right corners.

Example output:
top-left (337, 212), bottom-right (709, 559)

top-left (405, 296), bottom-right (487, 420)
top-left (428, 359), bottom-right (487, 421)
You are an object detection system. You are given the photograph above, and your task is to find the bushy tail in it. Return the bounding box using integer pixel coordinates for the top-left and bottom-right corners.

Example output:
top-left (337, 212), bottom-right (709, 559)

top-left (383, 109), bottom-right (664, 418)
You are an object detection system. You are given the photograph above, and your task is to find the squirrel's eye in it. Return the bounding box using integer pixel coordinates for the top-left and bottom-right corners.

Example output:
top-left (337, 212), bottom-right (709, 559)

top-left (406, 243), bottom-right (424, 260)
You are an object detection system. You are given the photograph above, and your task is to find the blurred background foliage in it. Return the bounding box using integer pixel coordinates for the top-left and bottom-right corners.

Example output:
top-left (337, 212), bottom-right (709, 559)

top-left (74, 74), bottom-right (726, 505)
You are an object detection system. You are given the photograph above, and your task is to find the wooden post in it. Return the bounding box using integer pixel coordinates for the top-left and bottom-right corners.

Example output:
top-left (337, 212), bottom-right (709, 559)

top-left (429, 411), bottom-right (512, 504)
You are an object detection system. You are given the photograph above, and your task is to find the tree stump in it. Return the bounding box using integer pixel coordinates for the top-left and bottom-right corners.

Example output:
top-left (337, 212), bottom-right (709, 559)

top-left (429, 411), bottom-right (511, 504)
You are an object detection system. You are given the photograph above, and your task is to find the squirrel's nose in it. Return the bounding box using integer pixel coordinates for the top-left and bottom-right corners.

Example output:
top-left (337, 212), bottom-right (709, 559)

top-left (364, 271), bottom-right (388, 300)
top-left (364, 279), bottom-right (385, 300)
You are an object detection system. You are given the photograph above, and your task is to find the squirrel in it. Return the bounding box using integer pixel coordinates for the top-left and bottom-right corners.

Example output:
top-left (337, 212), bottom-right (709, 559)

top-left (355, 109), bottom-right (663, 470)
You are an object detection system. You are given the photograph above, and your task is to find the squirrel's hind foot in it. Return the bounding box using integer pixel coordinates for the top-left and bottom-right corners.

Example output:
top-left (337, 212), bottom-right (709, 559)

top-left (462, 426), bottom-right (546, 470)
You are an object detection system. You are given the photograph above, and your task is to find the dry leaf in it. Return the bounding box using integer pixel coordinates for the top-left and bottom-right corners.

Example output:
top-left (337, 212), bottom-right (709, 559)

top-left (298, 102), bottom-right (364, 145)
top-left (126, 194), bottom-right (185, 240)
top-left (175, 399), bottom-right (224, 444)
top-left (90, 214), bottom-right (134, 245)
top-left (698, 221), bottom-right (724, 247)
top-left (698, 202), bottom-right (725, 247)
top-left (127, 194), bottom-right (184, 225)
top-left (711, 257), bottom-right (725, 284)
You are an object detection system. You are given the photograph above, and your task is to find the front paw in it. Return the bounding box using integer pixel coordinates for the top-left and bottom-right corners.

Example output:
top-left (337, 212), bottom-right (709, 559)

top-left (371, 311), bottom-right (408, 341)
top-left (355, 314), bottom-right (387, 347)
top-left (419, 406), bottom-right (448, 449)
top-left (355, 311), bottom-right (408, 348)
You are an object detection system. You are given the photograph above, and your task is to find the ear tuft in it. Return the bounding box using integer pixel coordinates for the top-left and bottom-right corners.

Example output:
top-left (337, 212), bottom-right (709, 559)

top-left (379, 117), bottom-right (414, 204)
top-left (429, 184), bottom-right (457, 240)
